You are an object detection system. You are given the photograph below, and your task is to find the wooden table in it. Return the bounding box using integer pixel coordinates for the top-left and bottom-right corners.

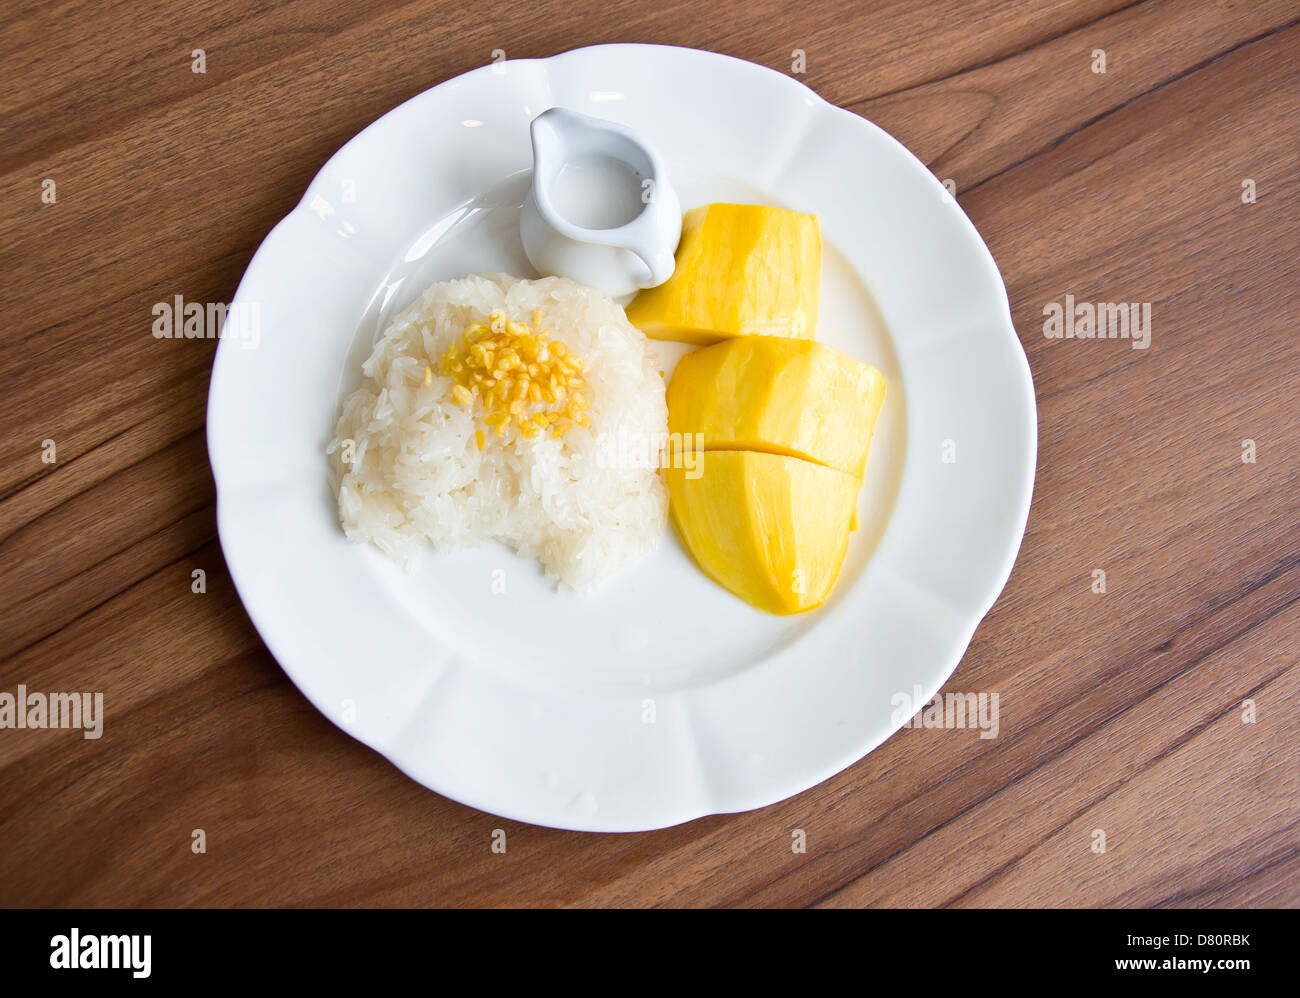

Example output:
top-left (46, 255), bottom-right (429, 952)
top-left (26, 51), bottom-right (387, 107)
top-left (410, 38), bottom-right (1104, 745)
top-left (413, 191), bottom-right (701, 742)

top-left (2, 0), bottom-right (1296, 908)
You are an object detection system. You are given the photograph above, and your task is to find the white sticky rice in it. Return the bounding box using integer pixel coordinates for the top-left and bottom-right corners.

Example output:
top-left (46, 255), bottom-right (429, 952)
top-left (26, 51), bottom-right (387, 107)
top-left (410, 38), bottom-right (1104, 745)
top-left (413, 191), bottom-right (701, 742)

top-left (328, 273), bottom-right (668, 591)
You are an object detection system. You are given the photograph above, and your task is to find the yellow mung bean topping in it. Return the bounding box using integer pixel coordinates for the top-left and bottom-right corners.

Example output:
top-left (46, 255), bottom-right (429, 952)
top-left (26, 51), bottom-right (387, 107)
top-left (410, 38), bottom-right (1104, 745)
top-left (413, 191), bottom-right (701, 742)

top-left (439, 309), bottom-right (589, 440)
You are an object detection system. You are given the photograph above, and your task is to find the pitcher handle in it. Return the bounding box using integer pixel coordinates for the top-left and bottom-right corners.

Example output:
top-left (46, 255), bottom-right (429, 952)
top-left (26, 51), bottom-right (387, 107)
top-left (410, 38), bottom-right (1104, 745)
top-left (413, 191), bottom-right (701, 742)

top-left (630, 247), bottom-right (677, 288)
top-left (622, 183), bottom-right (682, 290)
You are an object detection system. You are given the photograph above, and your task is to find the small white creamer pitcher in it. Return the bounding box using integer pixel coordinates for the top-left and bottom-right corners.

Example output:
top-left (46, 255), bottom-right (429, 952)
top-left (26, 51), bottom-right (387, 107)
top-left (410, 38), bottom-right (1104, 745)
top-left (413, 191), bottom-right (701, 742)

top-left (521, 108), bottom-right (681, 298)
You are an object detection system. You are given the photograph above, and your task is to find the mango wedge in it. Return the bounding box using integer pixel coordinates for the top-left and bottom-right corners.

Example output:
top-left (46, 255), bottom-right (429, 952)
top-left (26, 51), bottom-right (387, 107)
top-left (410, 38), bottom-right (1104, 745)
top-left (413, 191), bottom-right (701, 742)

top-left (625, 203), bottom-right (821, 344)
top-left (668, 451), bottom-right (857, 615)
top-left (668, 336), bottom-right (886, 479)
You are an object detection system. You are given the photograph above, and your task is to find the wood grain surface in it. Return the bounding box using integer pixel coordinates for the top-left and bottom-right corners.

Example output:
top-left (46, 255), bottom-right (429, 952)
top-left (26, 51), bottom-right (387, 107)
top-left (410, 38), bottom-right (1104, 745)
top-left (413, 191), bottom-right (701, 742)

top-left (1, 0), bottom-right (1297, 908)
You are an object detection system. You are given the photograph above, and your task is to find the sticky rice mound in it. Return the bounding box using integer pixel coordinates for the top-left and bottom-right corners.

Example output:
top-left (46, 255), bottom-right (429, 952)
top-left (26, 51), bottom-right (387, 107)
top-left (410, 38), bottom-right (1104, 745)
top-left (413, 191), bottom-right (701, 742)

top-left (328, 273), bottom-right (668, 591)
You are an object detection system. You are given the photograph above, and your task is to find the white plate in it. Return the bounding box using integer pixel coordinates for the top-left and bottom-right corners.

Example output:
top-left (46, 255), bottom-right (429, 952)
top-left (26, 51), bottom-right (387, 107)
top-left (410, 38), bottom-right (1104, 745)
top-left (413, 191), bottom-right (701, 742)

top-left (208, 44), bottom-right (1036, 832)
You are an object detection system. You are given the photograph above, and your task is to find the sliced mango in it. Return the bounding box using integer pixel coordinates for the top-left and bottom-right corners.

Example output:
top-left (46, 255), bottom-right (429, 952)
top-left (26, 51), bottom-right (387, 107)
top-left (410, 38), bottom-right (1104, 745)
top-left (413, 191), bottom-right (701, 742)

top-left (668, 450), bottom-right (857, 615)
top-left (668, 336), bottom-right (886, 478)
top-left (625, 203), bottom-right (821, 344)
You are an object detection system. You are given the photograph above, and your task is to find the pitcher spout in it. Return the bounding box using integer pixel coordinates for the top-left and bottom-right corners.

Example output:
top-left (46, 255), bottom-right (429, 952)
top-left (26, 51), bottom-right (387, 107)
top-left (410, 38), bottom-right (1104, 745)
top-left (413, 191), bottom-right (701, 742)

top-left (528, 108), bottom-right (569, 184)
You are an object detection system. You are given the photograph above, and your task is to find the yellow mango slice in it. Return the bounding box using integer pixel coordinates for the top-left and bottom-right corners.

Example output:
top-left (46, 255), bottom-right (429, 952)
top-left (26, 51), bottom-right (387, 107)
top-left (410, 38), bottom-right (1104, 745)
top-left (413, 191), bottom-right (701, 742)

top-left (669, 450), bottom-right (857, 615)
top-left (668, 336), bottom-right (886, 479)
top-left (625, 203), bottom-right (821, 344)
